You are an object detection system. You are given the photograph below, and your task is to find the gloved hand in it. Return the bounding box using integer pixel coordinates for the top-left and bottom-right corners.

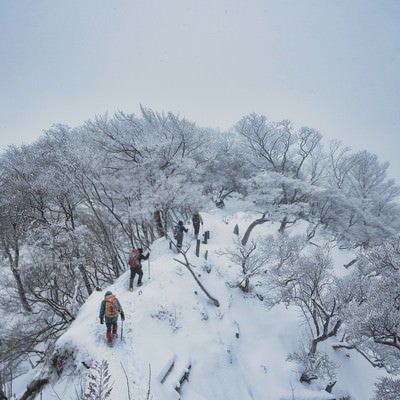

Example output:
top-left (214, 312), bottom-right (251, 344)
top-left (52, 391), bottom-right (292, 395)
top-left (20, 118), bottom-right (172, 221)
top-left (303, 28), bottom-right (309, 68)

top-left (120, 311), bottom-right (125, 321)
top-left (100, 317), bottom-right (104, 324)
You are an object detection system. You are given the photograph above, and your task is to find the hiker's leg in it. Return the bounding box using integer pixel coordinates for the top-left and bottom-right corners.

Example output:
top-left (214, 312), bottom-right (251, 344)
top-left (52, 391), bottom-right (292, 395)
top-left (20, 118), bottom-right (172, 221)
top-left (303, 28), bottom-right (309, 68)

top-left (137, 267), bottom-right (143, 284)
top-left (105, 321), bottom-right (112, 340)
top-left (112, 320), bottom-right (118, 335)
top-left (129, 268), bottom-right (136, 288)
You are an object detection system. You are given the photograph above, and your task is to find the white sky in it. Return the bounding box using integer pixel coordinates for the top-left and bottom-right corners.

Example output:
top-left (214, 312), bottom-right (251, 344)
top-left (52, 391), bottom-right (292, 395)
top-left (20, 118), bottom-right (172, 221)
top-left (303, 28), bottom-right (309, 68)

top-left (1, 0), bottom-right (399, 179)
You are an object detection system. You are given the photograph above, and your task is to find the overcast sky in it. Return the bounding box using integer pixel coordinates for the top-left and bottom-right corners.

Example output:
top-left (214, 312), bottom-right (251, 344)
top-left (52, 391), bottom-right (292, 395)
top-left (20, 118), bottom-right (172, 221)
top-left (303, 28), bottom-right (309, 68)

top-left (1, 0), bottom-right (399, 179)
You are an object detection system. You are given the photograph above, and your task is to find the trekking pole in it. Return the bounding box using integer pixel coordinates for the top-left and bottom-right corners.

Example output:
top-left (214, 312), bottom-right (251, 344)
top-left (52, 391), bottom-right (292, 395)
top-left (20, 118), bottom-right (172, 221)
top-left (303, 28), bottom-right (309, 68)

top-left (121, 319), bottom-right (124, 341)
top-left (148, 258), bottom-right (151, 279)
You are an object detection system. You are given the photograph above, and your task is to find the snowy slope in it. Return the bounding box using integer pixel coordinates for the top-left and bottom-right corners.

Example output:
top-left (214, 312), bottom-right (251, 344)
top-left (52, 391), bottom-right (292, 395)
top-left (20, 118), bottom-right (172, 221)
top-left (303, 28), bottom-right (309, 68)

top-left (16, 201), bottom-right (387, 400)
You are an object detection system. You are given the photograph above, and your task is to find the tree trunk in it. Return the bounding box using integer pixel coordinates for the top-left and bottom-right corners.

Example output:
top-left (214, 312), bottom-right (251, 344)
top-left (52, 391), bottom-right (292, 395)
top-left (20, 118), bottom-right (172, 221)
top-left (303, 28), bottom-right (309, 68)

top-left (0, 379), bottom-right (7, 400)
top-left (241, 214), bottom-right (269, 245)
top-left (309, 319), bottom-right (342, 355)
top-left (278, 216), bottom-right (288, 233)
top-left (173, 255), bottom-right (220, 307)
top-left (2, 227), bottom-right (32, 312)
top-left (11, 267), bottom-right (32, 312)
top-left (20, 378), bottom-right (49, 400)
top-left (154, 210), bottom-right (165, 237)
top-left (325, 381), bottom-right (336, 393)
top-left (241, 277), bottom-right (250, 293)
top-left (5, 242), bottom-right (31, 312)
top-left (78, 264), bottom-right (92, 296)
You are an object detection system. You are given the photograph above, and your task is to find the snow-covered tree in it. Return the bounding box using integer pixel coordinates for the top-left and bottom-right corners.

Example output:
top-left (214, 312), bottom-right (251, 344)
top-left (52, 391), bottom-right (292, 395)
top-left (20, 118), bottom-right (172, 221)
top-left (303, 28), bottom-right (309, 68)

top-left (222, 236), bottom-right (273, 293)
top-left (267, 240), bottom-right (343, 355)
top-left (339, 236), bottom-right (400, 373)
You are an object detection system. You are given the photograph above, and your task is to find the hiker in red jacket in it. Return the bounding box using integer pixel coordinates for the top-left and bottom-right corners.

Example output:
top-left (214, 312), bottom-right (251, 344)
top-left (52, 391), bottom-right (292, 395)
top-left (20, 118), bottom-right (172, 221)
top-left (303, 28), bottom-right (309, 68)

top-left (128, 248), bottom-right (150, 291)
top-left (99, 291), bottom-right (125, 345)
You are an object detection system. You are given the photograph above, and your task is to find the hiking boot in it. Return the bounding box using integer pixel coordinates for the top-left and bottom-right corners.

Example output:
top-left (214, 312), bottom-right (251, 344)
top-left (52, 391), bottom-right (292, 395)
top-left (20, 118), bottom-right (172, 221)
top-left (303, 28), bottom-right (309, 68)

top-left (129, 287), bottom-right (133, 292)
top-left (137, 282), bottom-right (142, 287)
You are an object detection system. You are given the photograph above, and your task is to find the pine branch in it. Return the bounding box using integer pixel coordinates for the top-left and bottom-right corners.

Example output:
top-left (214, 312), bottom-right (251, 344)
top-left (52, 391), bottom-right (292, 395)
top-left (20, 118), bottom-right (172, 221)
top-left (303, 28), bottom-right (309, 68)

top-left (82, 360), bottom-right (113, 400)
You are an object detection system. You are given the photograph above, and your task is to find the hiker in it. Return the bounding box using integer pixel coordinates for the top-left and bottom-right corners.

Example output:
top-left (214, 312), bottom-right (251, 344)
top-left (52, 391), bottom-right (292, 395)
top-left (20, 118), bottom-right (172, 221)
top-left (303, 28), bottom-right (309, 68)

top-left (174, 220), bottom-right (188, 250)
top-left (99, 290), bottom-right (125, 345)
top-left (191, 210), bottom-right (203, 239)
top-left (128, 248), bottom-right (150, 291)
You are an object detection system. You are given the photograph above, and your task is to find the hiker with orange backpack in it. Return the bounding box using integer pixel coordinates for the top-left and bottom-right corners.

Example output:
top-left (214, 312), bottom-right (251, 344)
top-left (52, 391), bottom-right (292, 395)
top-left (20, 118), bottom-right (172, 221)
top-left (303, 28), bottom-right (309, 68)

top-left (128, 248), bottom-right (150, 291)
top-left (99, 290), bottom-right (125, 346)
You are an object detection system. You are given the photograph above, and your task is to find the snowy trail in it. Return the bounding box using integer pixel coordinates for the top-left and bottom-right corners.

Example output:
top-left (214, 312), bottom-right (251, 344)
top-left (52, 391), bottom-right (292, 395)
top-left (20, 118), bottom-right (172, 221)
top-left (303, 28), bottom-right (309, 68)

top-left (22, 205), bottom-right (386, 400)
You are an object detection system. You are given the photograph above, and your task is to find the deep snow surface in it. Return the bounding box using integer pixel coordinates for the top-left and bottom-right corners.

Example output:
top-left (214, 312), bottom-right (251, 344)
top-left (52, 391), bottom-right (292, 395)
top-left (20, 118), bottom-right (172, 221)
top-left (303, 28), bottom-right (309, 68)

top-left (14, 200), bottom-right (387, 399)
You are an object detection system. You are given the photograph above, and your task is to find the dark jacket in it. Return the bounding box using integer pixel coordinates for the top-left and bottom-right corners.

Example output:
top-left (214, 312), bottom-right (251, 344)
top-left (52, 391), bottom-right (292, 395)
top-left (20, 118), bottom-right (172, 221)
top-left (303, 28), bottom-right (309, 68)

top-left (175, 224), bottom-right (188, 240)
top-left (128, 249), bottom-right (150, 268)
top-left (138, 252), bottom-right (150, 265)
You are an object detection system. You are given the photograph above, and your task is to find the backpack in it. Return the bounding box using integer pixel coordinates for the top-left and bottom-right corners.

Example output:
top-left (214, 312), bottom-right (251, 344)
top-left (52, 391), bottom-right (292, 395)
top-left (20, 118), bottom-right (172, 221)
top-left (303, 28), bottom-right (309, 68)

top-left (105, 294), bottom-right (119, 318)
top-left (128, 249), bottom-right (140, 268)
top-left (192, 213), bottom-right (200, 224)
top-left (172, 225), bottom-right (179, 240)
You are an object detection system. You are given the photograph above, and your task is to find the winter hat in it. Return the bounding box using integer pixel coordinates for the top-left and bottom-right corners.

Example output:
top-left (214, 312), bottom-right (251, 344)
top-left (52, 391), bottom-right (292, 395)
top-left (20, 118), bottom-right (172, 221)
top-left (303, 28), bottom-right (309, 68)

top-left (105, 291), bottom-right (112, 297)
top-left (178, 220), bottom-right (183, 225)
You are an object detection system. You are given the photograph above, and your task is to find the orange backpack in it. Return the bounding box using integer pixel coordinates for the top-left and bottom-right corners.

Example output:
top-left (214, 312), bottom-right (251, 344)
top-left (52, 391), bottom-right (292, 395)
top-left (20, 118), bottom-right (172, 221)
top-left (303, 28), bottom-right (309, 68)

top-left (105, 294), bottom-right (118, 318)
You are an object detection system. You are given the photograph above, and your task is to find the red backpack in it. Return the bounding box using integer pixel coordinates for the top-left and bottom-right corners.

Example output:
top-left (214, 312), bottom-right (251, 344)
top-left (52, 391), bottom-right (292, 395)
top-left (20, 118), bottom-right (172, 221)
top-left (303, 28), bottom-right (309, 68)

top-left (128, 249), bottom-right (140, 268)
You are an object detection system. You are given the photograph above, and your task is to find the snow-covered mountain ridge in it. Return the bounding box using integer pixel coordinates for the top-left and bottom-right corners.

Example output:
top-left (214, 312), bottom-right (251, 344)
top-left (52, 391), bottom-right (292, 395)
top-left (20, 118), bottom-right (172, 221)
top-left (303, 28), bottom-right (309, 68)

top-left (14, 201), bottom-right (387, 400)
